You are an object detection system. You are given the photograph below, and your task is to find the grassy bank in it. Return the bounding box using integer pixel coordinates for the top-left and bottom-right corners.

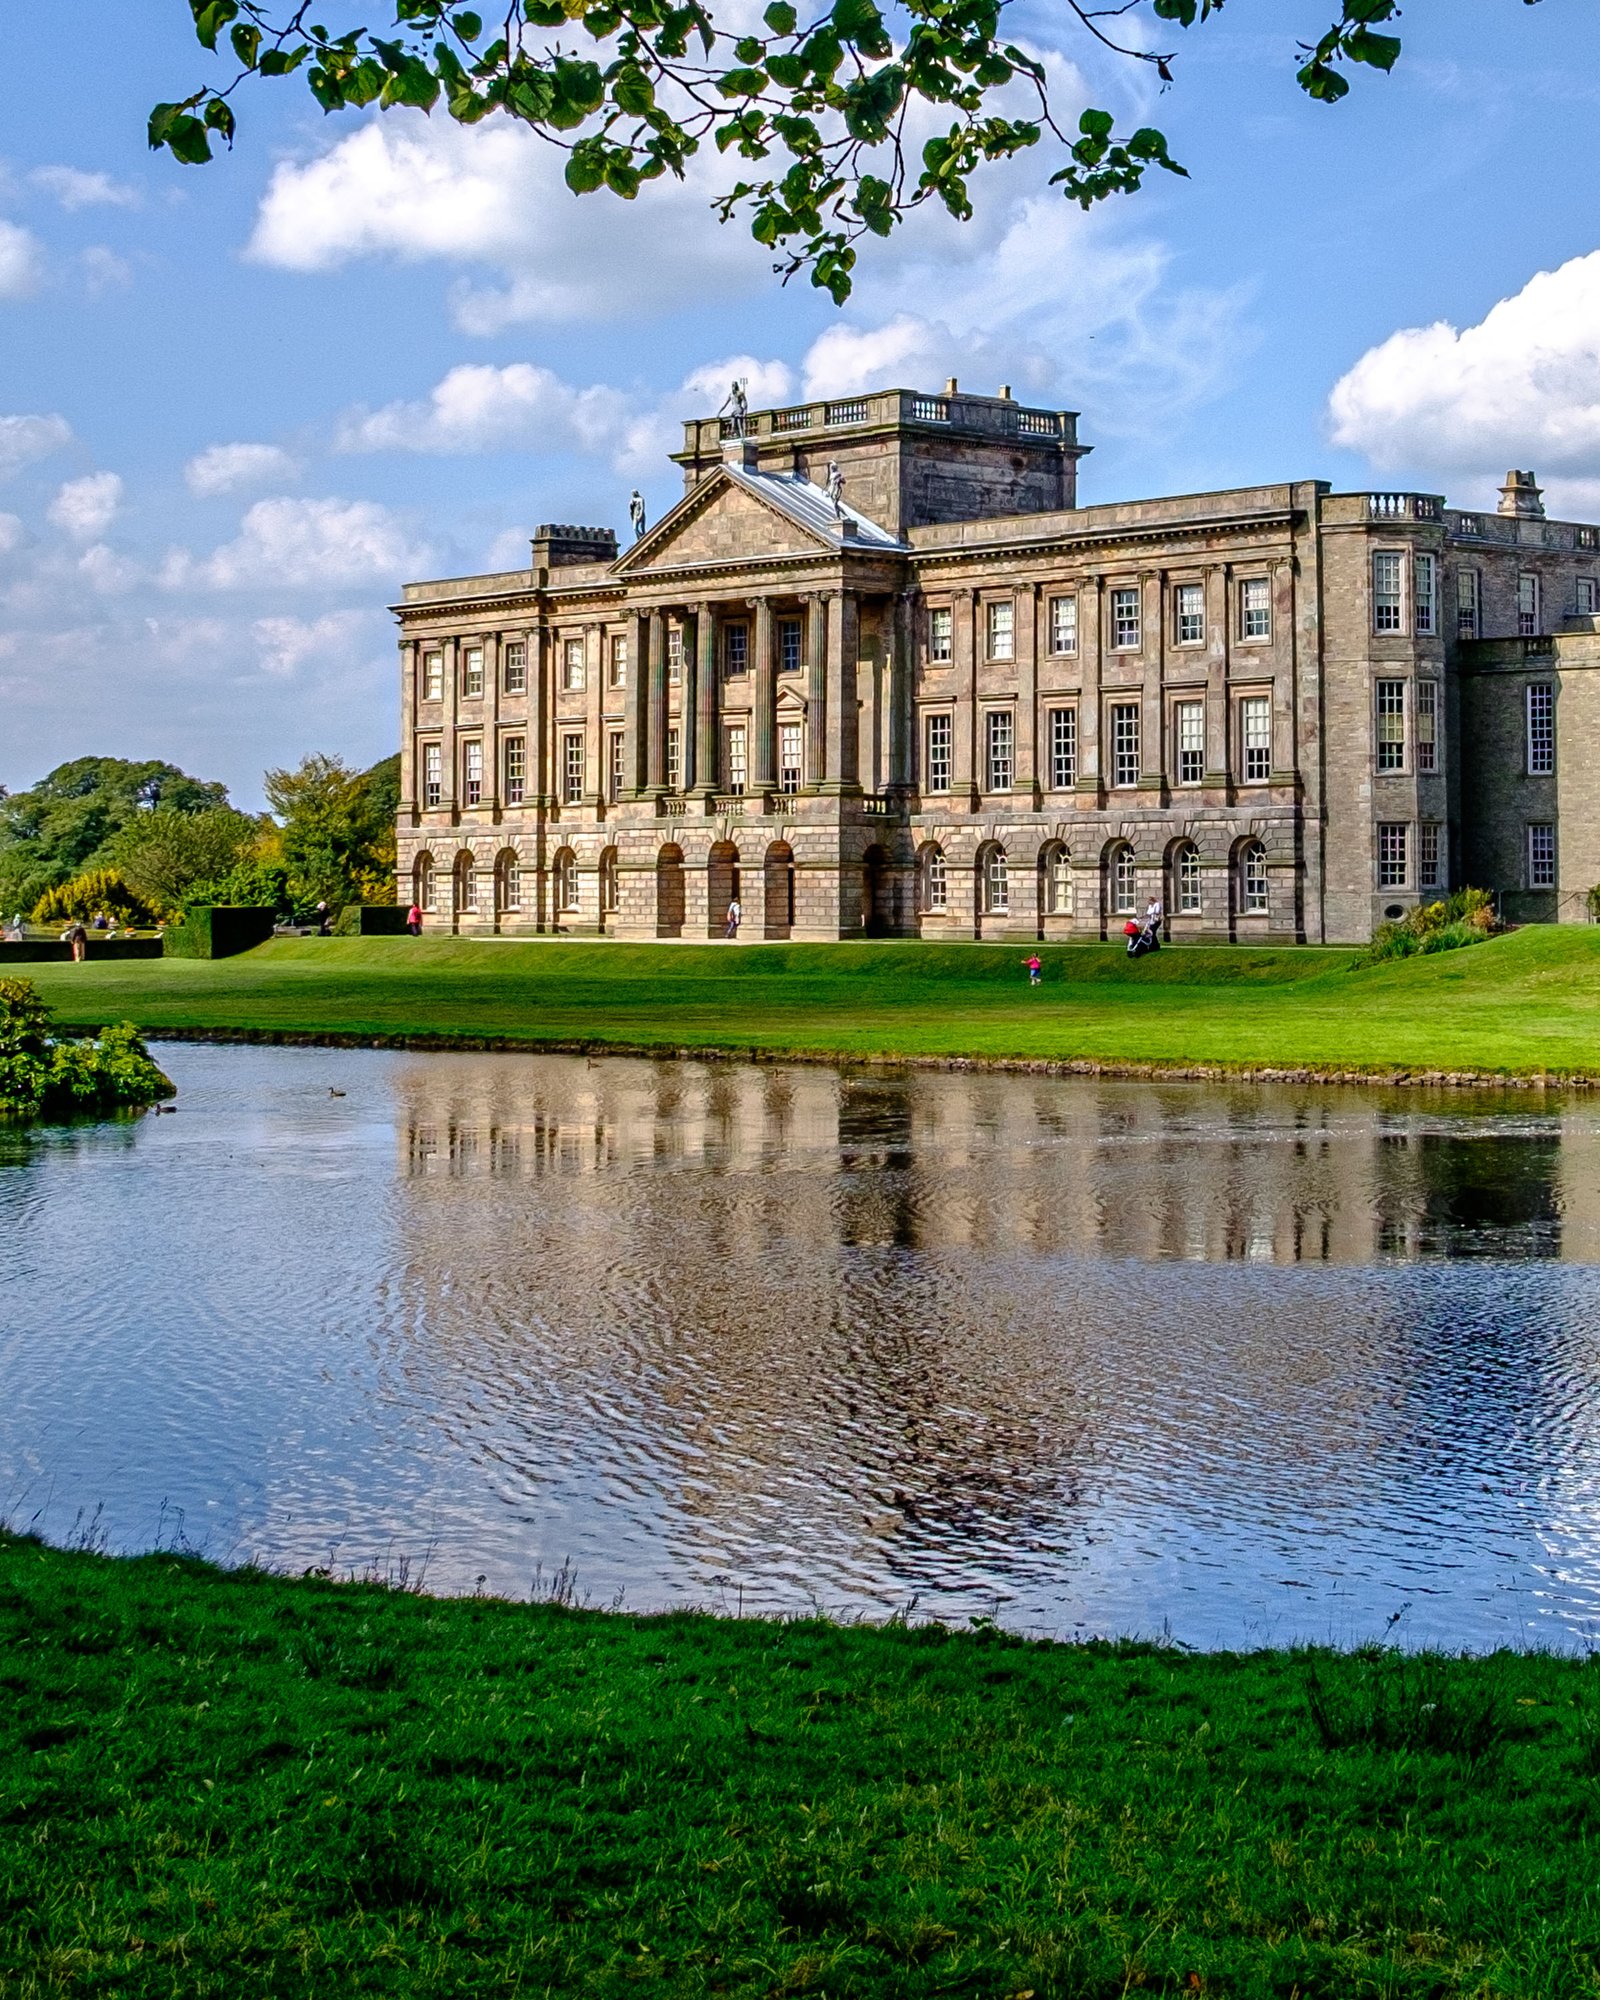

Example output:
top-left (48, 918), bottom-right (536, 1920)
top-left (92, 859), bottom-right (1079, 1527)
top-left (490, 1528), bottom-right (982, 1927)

top-left (17, 923), bottom-right (1600, 1078)
top-left (2, 1536), bottom-right (1598, 1996)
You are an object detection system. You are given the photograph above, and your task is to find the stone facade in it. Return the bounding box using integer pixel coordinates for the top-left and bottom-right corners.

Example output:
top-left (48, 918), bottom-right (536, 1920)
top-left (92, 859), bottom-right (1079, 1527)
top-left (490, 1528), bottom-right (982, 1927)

top-left (393, 392), bottom-right (1600, 945)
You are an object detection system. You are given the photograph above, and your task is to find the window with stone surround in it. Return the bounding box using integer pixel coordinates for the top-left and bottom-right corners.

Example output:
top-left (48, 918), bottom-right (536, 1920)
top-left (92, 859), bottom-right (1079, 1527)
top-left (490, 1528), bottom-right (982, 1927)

top-left (984, 709), bottom-right (1014, 792)
top-left (1413, 553), bottom-right (1436, 636)
top-left (422, 741), bottom-right (442, 808)
top-left (779, 617), bottom-right (803, 673)
top-left (500, 854), bottom-right (522, 913)
top-left (1175, 583), bottom-right (1204, 646)
top-left (1240, 840), bottom-right (1268, 914)
top-left (1457, 570), bottom-right (1480, 640)
top-left (553, 849), bottom-right (578, 912)
top-left (462, 645), bottom-right (484, 697)
top-left (1048, 707), bottom-right (1076, 790)
top-left (928, 605), bottom-right (952, 662)
top-left (666, 628), bottom-right (683, 684)
top-left (610, 636), bottom-right (628, 687)
top-left (921, 845), bottom-right (947, 913)
top-left (422, 650), bottom-right (444, 702)
top-left (1043, 844), bottom-right (1072, 915)
top-left (980, 845), bottom-right (1009, 915)
top-left (724, 624), bottom-right (749, 675)
top-left (1580, 577), bottom-right (1598, 617)
top-left (779, 723), bottom-right (803, 793)
top-left (1527, 682), bottom-right (1555, 774)
top-left (503, 735), bottom-right (525, 806)
top-left (1049, 594), bottom-right (1078, 655)
top-left (1240, 694), bottom-right (1271, 784)
top-left (925, 711), bottom-right (952, 793)
top-left (608, 730), bottom-right (626, 803)
top-left (1239, 578), bottom-right (1270, 643)
top-left (725, 724), bottom-right (747, 795)
top-left (1377, 821), bottom-right (1408, 889)
top-left (1376, 679), bottom-right (1407, 772)
top-left (1110, 702), bottom-right (1140, 787)
top-left (1528, 822), bottom-right (1556, 889)
top-left (1416, 680), bottom-right (1438, 772)
top-left (462, 739), bottom-right (483, 807)
top-left (601, 849), bottom-right (619, 913)
top-left (502, 641), bottom-right (526, 694)
top-left (562, 732), bottom-right (584, 804)
top-left (1419, 821), bottom-right (1441, 890)
top-left (1176, 842), bottom-right (1201, 914)
top-left (986, 600), bottom-right (1014, 661)
top-left (562, 637), bottom-right (586, 690)
top-left (666, 727), bottom-right (681, 789)
top-left (1518, 573), bottom-right (1541, 637)
top-left (1175, 700), bottom-right (1204, 786)
top-left (1372, 551), bottom-right (1404, 634)
top-left (1111, 587), bottom-right (1141, 651)
top-left (415, 852), bottom-right (435, 911)
top-left (1111, 844), bottom-right (1136, 915)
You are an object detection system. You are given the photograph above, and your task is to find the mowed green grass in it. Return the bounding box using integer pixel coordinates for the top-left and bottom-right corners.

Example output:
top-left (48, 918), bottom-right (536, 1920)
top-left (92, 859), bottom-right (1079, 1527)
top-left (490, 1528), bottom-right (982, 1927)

top-left (4, 1534), bottom-right (1600, 1998)
top-left (20, 924), bottom-right (1600, 1075)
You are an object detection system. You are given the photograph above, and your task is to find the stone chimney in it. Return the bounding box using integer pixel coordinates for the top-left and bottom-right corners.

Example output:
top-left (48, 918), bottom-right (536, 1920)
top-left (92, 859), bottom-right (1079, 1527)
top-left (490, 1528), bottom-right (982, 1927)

top-left (530, 523), bottom-right (617, 571)
top-left (1497, 469), bottom-right (1545, 518)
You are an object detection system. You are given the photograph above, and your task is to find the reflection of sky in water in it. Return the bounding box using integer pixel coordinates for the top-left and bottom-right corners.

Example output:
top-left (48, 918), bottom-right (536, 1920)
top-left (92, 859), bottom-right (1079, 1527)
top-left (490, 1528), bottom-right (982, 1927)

top-left (3, 1044), bottom-right (1600, 1650)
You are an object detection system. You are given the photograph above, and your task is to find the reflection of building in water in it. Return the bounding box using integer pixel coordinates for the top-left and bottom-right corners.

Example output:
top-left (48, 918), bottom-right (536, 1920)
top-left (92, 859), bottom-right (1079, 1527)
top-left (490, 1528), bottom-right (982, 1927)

top-left (398, 1054), bottom-right (1593, 1266)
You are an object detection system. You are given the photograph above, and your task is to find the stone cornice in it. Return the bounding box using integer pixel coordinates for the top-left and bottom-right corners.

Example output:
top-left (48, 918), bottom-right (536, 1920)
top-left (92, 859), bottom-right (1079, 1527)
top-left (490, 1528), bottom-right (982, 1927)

top-left (908, 507), bottom-right (1304, 571)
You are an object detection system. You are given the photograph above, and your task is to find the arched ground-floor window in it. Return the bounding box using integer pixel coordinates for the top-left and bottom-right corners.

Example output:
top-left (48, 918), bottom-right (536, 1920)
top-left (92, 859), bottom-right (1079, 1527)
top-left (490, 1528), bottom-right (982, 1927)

top-left (414, 852), bottom-right (435, 913)
top-left (1040, 842), bottom-right (1072, 915)
top-left (1174, 842), bottom-right (1201, 915)
top-left (1240, 839), bottom-right (1268, 915)
top-left (919, 843), bottom-right (947, 914)
top-left (979, 844), bottom-right (1009, 916)
top-left (552, 848), bottom-right (579, 914)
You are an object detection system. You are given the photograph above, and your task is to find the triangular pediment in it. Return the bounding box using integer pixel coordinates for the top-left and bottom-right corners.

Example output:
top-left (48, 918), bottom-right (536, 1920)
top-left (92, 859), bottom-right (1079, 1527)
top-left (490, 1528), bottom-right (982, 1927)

top-left (614, 469), bottom-right (834, 574)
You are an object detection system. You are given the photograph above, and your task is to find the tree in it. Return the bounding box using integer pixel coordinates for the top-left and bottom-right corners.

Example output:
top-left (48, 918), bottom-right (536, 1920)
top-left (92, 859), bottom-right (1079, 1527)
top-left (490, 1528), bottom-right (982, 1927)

top-left (264, 752), bottom-right (396, 909)
top-left (0, 758), bottom-right (231, 917)
top-left (151, 0), bottom-right (1430, 300)
top-left (108, 806), bottom-right (266, 917)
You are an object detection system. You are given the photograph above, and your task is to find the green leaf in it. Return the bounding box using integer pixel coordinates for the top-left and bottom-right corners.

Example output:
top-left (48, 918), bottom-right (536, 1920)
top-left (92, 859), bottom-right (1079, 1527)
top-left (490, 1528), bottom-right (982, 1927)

top-left (565, 143), bottom-right (608, 191)
top-left (1078, 106), bottom-right (1113, 139)
top-left (763, 1), bottom-right (797, 30)
top-left (450, 10), bottom-right (484, 37)
top-left (1345, 26), bottom-right (1401, 70)
top-left (148, 105), bottom-right (214, 163)
top-left (230, 21), bottom-right (262, 65)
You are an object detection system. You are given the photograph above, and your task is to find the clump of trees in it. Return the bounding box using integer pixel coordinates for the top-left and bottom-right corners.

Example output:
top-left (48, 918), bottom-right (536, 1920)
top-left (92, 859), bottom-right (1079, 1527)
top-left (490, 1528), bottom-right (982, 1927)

top-left (0, 979), bottom-right (175, 1123)
top-left (1, 751), bottom-right (399, 925)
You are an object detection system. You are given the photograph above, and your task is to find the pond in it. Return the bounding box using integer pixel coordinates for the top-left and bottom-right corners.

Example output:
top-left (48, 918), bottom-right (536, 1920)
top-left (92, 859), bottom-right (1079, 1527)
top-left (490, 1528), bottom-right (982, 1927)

top-left (4, 1043), bottom-right (1600, 1651)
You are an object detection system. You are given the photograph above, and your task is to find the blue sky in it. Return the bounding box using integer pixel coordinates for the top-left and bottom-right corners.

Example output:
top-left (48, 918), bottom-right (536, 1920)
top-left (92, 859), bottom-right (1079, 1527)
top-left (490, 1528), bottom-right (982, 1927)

top-left (3, 0), bottom-right (1600, 807)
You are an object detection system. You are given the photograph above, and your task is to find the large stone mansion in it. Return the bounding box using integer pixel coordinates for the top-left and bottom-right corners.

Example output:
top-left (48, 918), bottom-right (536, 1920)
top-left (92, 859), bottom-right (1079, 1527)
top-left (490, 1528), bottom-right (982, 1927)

top-left (393, 382), bottom-right (1600, 944)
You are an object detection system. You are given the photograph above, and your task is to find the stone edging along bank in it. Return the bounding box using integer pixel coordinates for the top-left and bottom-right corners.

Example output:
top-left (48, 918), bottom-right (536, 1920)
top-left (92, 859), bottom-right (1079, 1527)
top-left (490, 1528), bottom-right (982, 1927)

top-left (74, 1023), bottom-right (1598, 1091)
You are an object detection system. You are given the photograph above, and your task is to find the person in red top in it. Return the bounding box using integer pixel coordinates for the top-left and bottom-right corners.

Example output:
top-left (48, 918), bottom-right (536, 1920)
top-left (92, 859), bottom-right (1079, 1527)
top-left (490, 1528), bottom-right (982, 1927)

top-left (1023, 954), bottom-right (1042, 986)
top-left (406, 902), bottom-right (423, 936)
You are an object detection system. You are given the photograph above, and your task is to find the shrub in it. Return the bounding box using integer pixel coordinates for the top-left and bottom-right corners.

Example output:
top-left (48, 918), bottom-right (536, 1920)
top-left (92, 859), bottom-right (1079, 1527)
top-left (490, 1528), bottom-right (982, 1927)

top-left (31, 868), bottom-right (157, 928)
top-left (1363, 886), bottom-right (1497, 964)
top-left (108, 806), bottom-right (263, 918)
top-left (1304, 1650), bottom-right (1512, 1763)
top-left (0, 977), bottom-right (174, 1121)
top-left (1588, 884), bottom-right (1600, 924)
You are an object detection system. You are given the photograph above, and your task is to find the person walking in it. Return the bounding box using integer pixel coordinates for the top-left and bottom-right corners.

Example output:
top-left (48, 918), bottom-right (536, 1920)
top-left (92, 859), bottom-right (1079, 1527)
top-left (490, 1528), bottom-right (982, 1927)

top-left (63, 920), bottom-right (88, 963)
top-left (723, 896), bottom-right (742, 939)
top-left (1023, 953), bottom-right (1042, 986)
top-left (406, 901), bottom-right (423, 937)
top-left (315, 899), bottom-right (331, 937)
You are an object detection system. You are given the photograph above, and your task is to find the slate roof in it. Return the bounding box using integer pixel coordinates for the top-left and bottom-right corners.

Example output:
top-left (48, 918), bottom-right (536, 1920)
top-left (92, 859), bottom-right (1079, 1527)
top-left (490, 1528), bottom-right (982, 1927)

top-left (723, 465), bottom-right (907, 552)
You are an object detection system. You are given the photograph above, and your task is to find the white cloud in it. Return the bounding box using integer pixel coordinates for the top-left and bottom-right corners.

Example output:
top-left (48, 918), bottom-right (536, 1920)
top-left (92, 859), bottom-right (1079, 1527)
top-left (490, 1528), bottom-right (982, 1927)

top-left (1329, 252), bottom-right (1600, 496)
top-left (680, 355), bottom-right (795, 409)
top-left (81, 247), bottom-right (133, 295)
top-left (252, 610), bottom-right (372, 679)
top-left (185, 442), bottom-right (302, 497)
top-left (247, 113), bottom-right (769, 329)
top-left (76, 542), bottom-right (141, 594)
top-left (30, 166), bottom-right (139, 211)
top-left (0, 221), bottom-right (44, 299)
top-left (48, 471), bottom-right (123, 540)
top-left (0, 513), bottom-right (22, 554)
top-left (0, 412), bottom-right (72, 478)
top-left (337, 362), bottom-right (629, 454)
top-left (163, 496), bottom-right (432, 591)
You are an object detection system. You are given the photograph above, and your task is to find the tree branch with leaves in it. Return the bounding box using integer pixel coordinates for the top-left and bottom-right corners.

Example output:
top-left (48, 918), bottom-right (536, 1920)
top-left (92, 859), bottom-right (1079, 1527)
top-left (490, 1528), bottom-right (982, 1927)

top-left (151, 0), bottom-right (1440, 301)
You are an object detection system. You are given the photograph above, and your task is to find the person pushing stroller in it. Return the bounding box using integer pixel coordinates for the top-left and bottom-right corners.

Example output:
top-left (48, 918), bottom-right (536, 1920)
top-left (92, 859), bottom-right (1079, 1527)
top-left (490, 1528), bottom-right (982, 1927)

top-left (1124, 894), bottom-right (1163, 958)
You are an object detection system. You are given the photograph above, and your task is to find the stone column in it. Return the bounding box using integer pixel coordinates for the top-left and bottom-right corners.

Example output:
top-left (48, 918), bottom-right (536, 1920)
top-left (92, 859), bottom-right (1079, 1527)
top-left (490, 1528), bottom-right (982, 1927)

top-left (952, 588), bottom-right (977, 803)
top-left (1141, 569), bottom-right (1166, 794)
top-left (625, 609), bottom-right (650, 797)
top-left (529, 624), bottom-right (550, 806)
top-left (1270, 557), bottom-right (1296, 779)
top-left (398, 640), bottom-right (418, 818)
top-left (443, 637), bottom-right (460, 818)
top-left (1076, 577), bottom-right (1103, 799)
top-left (696, 601), bottom-right (719, 795)
top-left (752, 598), bottom-right (777, 793)
top-left (888, 591), bottom-right (912, 789)
top-left (805, 591), bottom-right (828, 790)
top-left (485, 632), bottom-right (502, 813)
top-left (823, 589), bottom-right (859, 791)
top-left (1205, 564), bottom-right (1231, 787)
top-left (681, 608), bottom-right (699, 793)
top-left (647, 610), bottom-right (668, 791)
top-left (1017, 583), bottom-right (1039, 804)
top-left (584, 622), bottom-right (605, 808)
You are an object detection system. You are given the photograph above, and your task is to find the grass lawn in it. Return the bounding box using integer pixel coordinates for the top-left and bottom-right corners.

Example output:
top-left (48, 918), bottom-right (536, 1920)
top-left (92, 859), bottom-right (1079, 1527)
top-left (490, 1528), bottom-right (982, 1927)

top-left (16, 924), bottom-right (1600, 1077)
top-left (3, 1534), bottom-right (1599, 1998)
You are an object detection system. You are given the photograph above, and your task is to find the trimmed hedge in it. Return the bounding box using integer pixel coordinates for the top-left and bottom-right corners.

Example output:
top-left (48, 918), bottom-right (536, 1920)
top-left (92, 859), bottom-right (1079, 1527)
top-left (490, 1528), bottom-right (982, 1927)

top-left (0, 937), bottom-right (163, 964)
top-left (332, 903), bottom-right (411, 938)
top-left (163, 906), bottom-right (276, 960)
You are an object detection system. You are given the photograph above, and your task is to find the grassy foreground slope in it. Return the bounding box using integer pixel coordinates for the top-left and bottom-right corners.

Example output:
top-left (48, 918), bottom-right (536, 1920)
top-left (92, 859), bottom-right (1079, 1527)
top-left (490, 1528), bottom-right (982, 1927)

top-left (20, 924), bottom-right (1600, 1076)
top-left (3, 1534), bottom-right (1599, 1998)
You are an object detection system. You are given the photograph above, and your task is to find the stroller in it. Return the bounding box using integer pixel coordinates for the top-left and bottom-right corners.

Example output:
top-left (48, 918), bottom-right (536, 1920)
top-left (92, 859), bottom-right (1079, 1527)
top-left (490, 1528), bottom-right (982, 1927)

top-left (1123, 915), bottom-right (1161, 958)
